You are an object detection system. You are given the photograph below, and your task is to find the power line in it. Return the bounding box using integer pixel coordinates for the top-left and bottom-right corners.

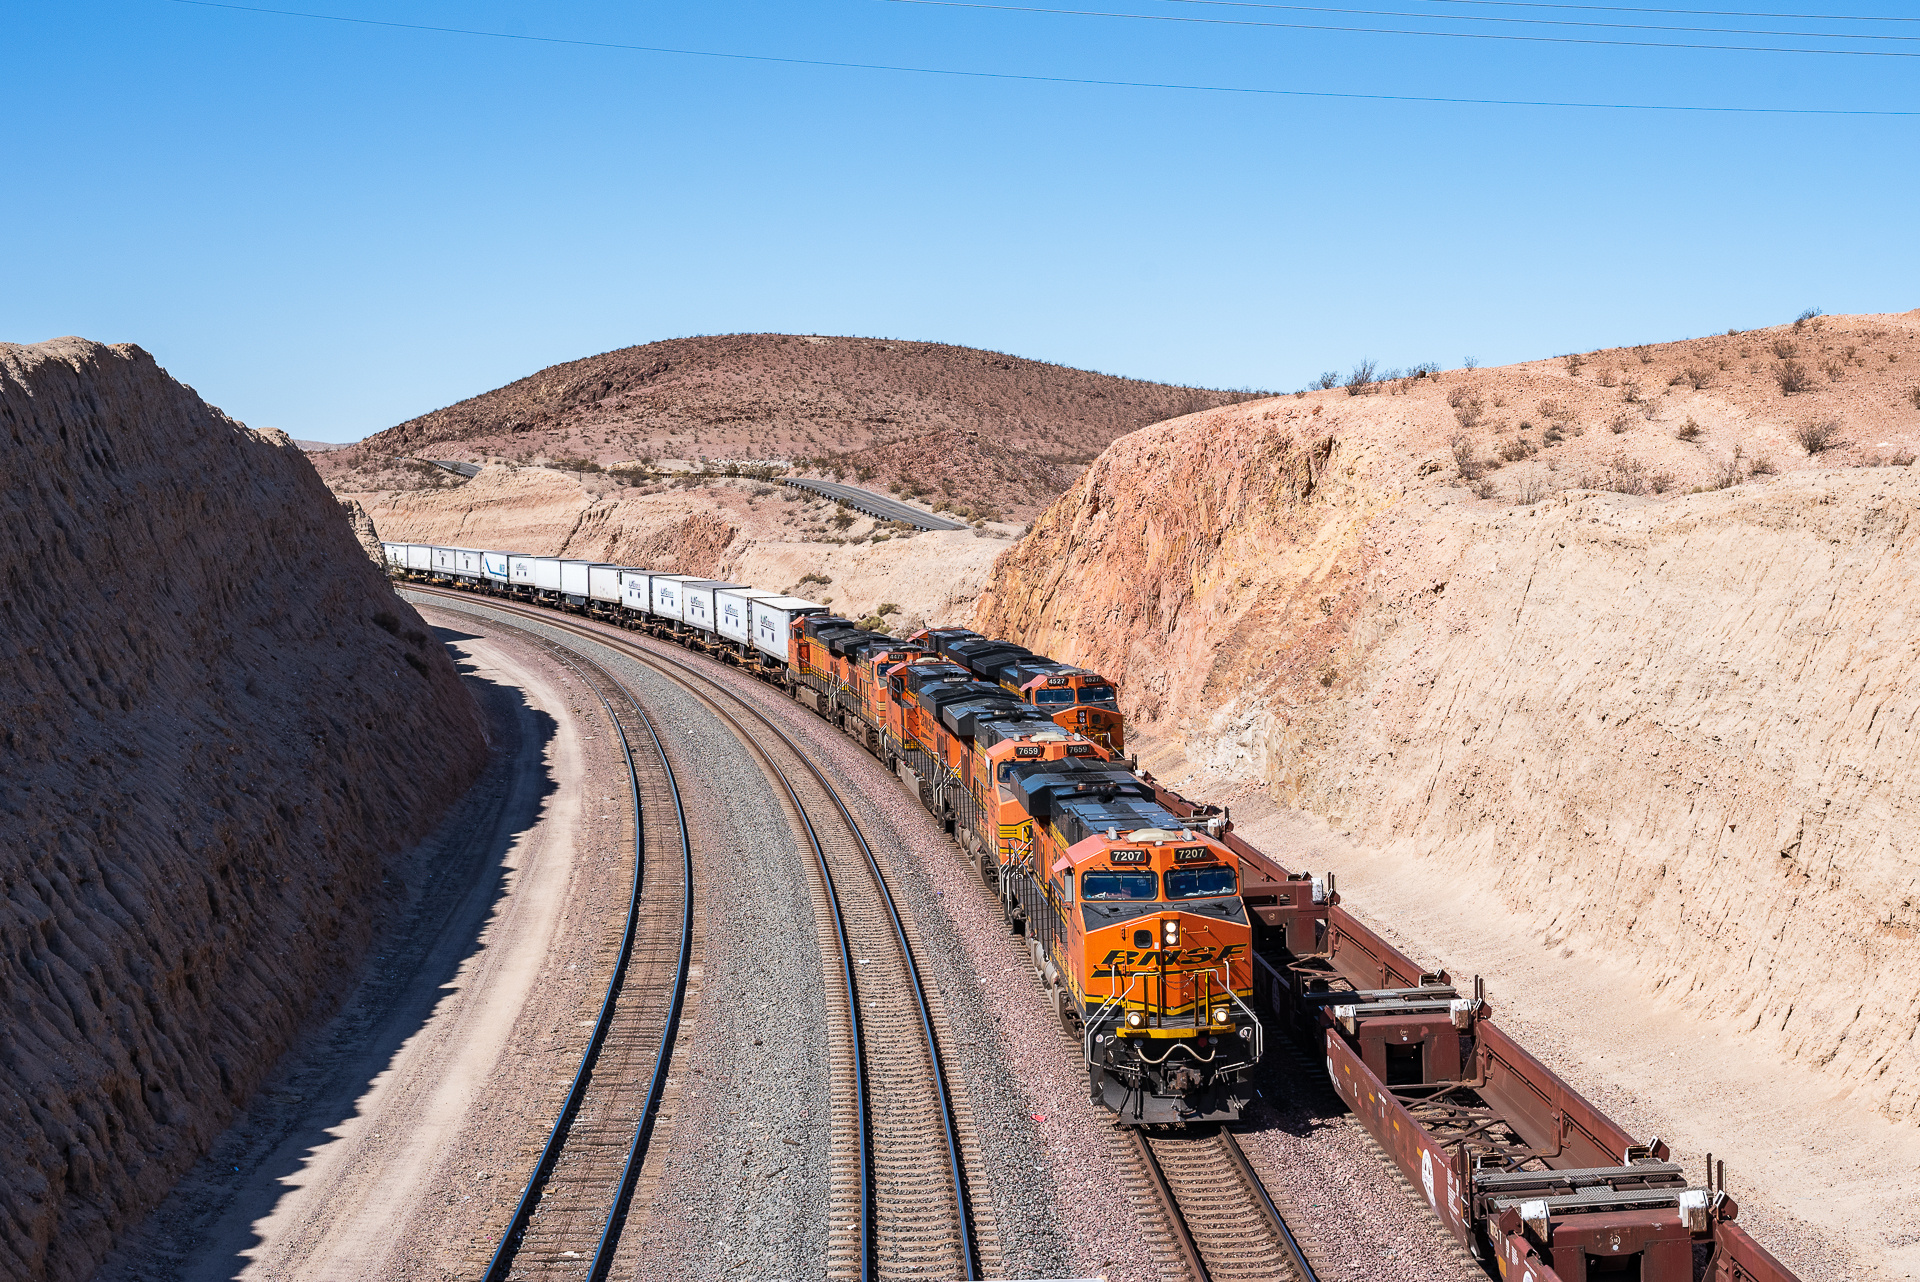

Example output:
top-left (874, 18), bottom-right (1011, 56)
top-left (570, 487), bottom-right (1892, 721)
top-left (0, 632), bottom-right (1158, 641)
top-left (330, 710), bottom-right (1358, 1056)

top-left (882, 0), bottom-right (1920, 53)
top-left (1140, 0), bottom-right (1920, 37)
top-left (1169, 0), bottom-right (1920, 23)
top-left (151, 0), bottom-right (1920, 114)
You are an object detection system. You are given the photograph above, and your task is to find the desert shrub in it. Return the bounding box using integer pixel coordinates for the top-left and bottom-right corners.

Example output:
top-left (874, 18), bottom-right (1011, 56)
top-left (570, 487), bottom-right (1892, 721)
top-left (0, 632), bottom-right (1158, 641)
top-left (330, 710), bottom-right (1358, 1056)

top-left (1537, 398), bottom-right (1567, 421)
top-left (1678, 365), bottom-right (1713, 390)
top-left (1564, 353), bottom-right (1587, 374)
top-left (1600, 451), bottom-right (1649, 496)
top-left (1409, 361), bottom-right (1441, 379)
top-left (877, 602), bottom-right (901, 617)
top-left (1774, 360), bottom-right (1814, 394)
top-left (1677, 418), bottom-right (1703, 442)
top-left (1707, 453), bottom-right (1748, 490)
top-left (1793, 307), bottom-right (1822, 330)
top-left (1633, 346), bottom-right (1654, 365)
top-left (799, 571), bottom-right (832, 586)
top-left (1498, 437), bottom-right (1537, 462)
top-left (1472, 478), bottom-right (1497, 499)
top-left (1463, 356), bottom-right (1480, 370)
top-left (1599, 367), bottom-right (1618, 387)
top-left (1312, 371), bottom-right (1339, 390)
top-left (1516, 474), bottom-right (1549, 505)
top-left (1822, 360), bottom-right (1846, 381)
top-left (1857, 451), bottom-right (1918, 468)
top-left (1793, 420), bottom-right (1844, 454)
top-left (1447, 385), bottom-right (1473, 408)
top-left (1772, 337), bottom-right (1799, 359)
top-left (830, 510), bottom-right (854, 530)
top-left (1649, 470), bottom-right (1676, 494)
top-left (1344, 360), bottom-right (1380, 395)
top-left (1907, 386), bottom-right (1920, 409)
top-left (1608, 412), bottom-right (1634, 435)
top-left (1543, 423), bottom-right (1566, 445)
top-left (1748, 454), bottom-right (1778, 475)
top-left (1450, 433), bottom-right (1482, 479)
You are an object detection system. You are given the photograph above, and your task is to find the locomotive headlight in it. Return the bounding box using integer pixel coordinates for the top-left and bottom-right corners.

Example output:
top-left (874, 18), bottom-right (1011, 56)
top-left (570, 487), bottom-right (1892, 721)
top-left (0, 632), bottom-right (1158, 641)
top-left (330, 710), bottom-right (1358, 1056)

top-left (1162, 919), bottom-right (1178, 945)
top-left (1126, 1012), bottom-right (1144, 1028)
top-left (1212, 1008), bottom-right (1232, 1024)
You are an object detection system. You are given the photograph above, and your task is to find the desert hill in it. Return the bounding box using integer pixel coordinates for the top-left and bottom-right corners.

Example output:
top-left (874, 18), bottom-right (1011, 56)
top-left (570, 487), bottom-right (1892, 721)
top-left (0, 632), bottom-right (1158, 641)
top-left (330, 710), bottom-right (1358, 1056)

top-left (0, 339), bottom-right (485, 1281)
top-left (315, 333), bottom-right (1264, 520)
top-left (977, 305), bottom-right (1920, 1116)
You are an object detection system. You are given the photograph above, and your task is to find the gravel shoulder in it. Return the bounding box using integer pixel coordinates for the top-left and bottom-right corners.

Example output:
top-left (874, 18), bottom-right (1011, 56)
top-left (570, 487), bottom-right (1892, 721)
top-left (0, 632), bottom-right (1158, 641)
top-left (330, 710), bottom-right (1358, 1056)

top-left (94, 618), bottom-right (622, 1281)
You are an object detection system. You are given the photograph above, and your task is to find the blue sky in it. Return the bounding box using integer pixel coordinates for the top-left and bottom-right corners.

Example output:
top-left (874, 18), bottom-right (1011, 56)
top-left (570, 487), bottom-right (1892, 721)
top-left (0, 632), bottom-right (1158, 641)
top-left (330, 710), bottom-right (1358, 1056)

top-left (5, 1), bottom-right (1915, 440)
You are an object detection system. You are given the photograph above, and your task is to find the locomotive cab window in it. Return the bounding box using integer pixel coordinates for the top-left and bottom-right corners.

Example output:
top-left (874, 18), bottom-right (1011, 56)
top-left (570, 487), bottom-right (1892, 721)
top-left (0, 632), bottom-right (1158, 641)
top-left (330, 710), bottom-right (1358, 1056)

top-left (1034, 689), bottom-right (1074, 705)
top-left (1080, 870), bottom-right (1158, 900)
top-left (1077, 685), bottom-right (1116, 704)
top-left (1165, 866), bottom-right (1238, 899)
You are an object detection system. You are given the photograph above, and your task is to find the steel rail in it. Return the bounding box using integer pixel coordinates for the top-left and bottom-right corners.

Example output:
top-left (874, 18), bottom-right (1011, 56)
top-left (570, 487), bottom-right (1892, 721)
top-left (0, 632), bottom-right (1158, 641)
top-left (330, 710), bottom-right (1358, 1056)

top-left (478, 635), bottom-right (692, 1282)
top-left (413, 586), bottom-right (978, 1280)
top-left (1221, 1130), bottom-right (1322, 1282)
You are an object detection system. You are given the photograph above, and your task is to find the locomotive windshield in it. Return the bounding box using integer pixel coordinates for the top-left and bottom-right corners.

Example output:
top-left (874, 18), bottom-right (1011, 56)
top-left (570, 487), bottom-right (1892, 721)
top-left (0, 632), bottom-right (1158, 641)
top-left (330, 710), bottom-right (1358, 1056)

top-left (1080, 870), bottom-right (1158, 900)
top-left (1165, 866), bottom-right (1238, 899)
top-left (1034, 689), bottom-right (1075, 705)
top-left (1077, 686), bottom-right (1116, 704)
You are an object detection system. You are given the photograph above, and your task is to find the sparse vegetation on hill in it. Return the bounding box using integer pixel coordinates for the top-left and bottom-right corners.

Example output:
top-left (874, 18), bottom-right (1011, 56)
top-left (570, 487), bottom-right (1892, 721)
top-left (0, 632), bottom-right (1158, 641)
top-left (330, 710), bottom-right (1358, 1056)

top-left (317, 333), bottom-right (1273, 519)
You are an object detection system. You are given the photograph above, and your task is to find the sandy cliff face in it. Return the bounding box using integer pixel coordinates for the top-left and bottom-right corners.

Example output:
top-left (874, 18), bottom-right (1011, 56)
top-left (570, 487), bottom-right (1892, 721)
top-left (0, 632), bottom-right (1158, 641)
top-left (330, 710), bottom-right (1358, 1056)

top-left (978, 310), bottom-right (1920, 1120)
top-left (0, 339), bottom-right (487, 1281)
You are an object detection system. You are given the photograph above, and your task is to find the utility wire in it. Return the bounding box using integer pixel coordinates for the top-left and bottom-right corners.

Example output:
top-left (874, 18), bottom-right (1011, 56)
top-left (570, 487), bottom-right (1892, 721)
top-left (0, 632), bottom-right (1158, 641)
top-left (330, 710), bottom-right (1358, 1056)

top-left (1168, 0), bottom-right (1920, 23)
top-left (152, 0), bottom-right (1920, 115)
top-left (882, 0), bottom-right (1920, 53)
top-left (1136, 0), bottom-right (1920, 38)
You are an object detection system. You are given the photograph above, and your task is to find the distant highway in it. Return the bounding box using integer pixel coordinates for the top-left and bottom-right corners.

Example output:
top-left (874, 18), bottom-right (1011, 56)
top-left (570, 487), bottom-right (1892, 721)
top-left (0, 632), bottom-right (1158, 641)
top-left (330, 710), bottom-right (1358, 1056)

top-left (781, 478), bottom-right (968, 531)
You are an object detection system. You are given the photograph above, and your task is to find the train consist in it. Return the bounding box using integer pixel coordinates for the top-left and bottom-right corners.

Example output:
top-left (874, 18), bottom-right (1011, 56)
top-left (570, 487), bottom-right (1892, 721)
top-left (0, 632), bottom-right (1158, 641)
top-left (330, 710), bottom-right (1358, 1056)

top-left (385, 541), bottom-right (1801, 1282)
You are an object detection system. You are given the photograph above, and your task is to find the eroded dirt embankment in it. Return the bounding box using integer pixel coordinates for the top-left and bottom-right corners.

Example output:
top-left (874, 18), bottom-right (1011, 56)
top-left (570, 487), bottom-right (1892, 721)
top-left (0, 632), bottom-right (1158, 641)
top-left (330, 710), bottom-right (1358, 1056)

top-left (0, 339), bottom-right (486, 1282)
top-left (977, 339), bottom-right (1920, 1124)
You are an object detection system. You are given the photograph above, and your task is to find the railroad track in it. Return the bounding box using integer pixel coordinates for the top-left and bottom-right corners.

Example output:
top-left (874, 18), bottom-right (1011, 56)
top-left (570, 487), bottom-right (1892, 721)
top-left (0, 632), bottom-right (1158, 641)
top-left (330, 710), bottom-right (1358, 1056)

top-left (1129, 1128), bottom-right (1321, 1282)
top-left (412, 588), bottom-right (992, 1280)
top-left (479, 629), bottom-right (694, 1282)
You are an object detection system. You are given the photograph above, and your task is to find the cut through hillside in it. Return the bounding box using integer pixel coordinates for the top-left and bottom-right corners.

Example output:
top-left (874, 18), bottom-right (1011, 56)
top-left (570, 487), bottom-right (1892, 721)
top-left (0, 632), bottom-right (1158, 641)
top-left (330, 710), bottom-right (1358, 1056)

top-left (0, 338), bottom-right (486, 1282)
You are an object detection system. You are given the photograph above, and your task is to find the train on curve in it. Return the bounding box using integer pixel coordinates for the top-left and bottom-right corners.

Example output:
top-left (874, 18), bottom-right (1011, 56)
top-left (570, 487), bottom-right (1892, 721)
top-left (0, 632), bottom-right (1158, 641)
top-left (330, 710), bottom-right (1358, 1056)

top-left (384, 542), bottom-right (1802, 1282)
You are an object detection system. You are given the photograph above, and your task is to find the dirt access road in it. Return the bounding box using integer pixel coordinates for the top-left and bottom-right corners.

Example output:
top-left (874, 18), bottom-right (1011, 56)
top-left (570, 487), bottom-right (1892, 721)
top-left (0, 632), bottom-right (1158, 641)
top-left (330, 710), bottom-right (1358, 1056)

top-left (96, 619), bottom-right (626, 1282)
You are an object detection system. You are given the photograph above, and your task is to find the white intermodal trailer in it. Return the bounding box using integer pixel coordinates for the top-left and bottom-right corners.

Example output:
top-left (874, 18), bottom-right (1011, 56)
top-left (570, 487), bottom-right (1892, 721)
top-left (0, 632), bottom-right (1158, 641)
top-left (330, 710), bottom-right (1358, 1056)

top-left (649, 574), bottom-right (702, 623)
top-left (620, 569), bottom-right (655, 616)
top-left (748, 595), bottom-right (829, 667)
top-left (587, 564), bottom-right (625, 606)
top-left (404, 544), bottom-right (433, 574)
top-left (680, 580), bottom-right (744, 637)
top-left (482, 551), bottom-right (512, 586)
top-left (716, 587), bottom-right (781, 656)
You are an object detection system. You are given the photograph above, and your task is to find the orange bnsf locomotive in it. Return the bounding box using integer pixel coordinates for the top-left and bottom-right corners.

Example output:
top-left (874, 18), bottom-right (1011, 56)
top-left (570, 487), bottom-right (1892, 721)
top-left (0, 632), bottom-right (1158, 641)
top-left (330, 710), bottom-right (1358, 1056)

top-left (785, 613), bottom-right (1259, 1124)
top-left (993, 762), bottom-right (1260, 1124)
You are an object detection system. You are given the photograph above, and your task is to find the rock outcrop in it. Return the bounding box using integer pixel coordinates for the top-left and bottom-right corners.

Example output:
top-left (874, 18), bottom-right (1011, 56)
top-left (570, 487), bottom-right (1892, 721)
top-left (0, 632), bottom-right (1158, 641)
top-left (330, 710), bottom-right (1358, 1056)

top-left (977, 309), bottom-right (1920, 1121)
top-left (0, 339), bottom-right (487, 1281)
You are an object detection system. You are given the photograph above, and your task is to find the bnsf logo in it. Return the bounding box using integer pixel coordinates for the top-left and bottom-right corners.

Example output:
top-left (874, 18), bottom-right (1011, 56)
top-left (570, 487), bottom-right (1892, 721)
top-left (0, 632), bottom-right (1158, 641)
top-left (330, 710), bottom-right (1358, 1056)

top-left (1099, 944), bottom-right (1244, 967)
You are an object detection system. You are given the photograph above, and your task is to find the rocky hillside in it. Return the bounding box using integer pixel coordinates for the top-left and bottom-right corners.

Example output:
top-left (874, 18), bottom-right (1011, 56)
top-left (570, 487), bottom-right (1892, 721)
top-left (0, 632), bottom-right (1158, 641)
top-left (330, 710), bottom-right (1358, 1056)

top-left (0, 340), bottom-right (487, 1282)
top-left (315, 333), bottom-right (1265, 519)
top-left (977, 307), bottom-right (1920, 1119)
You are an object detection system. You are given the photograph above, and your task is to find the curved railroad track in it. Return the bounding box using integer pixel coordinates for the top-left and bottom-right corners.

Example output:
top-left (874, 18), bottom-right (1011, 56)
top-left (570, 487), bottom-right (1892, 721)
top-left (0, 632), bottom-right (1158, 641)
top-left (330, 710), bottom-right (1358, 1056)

top-left (479, 628), bottom-right (695, 1282)
top-left (413, 588), bottom-right (991, 1281)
